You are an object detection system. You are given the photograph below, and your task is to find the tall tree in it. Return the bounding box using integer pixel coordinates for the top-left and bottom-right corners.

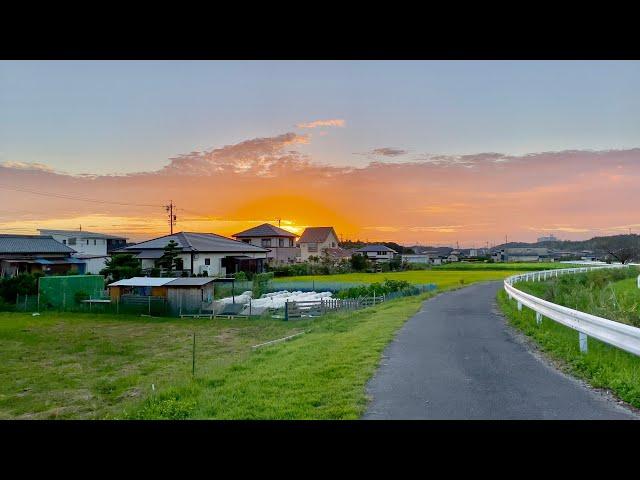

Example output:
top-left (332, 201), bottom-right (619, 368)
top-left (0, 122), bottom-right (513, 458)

top-left (157, 240), bottom-right (181, 272)
top-left (100, 254), bottom-right (142, 281)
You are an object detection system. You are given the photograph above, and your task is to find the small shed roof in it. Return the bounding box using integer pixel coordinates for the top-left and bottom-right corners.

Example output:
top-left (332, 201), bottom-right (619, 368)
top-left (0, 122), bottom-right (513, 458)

top-left (107, 277), bottom-right (175, 287)
top-left (166, 278), bottom-right (215, 287)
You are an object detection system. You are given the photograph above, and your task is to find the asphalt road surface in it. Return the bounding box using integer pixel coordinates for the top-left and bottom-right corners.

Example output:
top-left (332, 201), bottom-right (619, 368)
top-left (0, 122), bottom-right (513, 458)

top-left (364, 281), bottom-right (636, 419)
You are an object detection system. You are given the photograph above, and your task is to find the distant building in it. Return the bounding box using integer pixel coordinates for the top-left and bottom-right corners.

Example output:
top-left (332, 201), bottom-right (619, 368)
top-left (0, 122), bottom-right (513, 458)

top-left (492, 247), bottom-right (550, 262)
top-left (537, 234), bottom-right (559, 243)
top-left (401, 254), bottom-right (431, 264)
top-left (232, 223), bottom-right (299, 264)
top-left (118, 231), bottom-right (268, 276)
top-left (38, 229), bottom-right (128, 274)
top-left (354, 244), bottom-right (398, 263)
top-left (298, 227), bottom-right (340, 262)
top-left (0, 234), bottom-right (82, 277)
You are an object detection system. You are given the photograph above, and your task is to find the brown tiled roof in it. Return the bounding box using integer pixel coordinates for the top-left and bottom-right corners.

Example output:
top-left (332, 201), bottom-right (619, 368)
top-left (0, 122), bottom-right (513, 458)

top-left (322, 247), bottom-right (352, 259)
top-left (298, 227), bottom-right (337, 243)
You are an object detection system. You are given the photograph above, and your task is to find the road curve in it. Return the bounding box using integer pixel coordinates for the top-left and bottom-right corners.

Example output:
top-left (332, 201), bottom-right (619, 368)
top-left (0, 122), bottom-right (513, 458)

top-left (363, 281), bottom-right (636, 419)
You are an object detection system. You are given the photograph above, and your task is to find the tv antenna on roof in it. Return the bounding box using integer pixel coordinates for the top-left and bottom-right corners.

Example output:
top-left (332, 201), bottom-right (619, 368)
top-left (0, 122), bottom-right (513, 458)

top-left (276, 217), bottom-right (281, 227)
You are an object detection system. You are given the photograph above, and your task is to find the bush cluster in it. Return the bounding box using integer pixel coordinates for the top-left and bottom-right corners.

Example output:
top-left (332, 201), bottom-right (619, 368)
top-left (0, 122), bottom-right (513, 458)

top-left (336, 279), bottom-right (416, 299)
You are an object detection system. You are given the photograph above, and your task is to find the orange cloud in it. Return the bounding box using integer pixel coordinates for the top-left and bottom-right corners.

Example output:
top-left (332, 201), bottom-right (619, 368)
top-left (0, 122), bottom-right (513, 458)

top-left (1, 136), bottom-right (639, 246)
top-left (296, 119), bottom-right (345, 129)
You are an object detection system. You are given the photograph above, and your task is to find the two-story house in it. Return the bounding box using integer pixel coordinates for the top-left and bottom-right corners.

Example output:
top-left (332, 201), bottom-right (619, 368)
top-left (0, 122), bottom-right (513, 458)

top-left (353, 244), bottom-right (398, 263)
top-left (232, 223), bottom-right (300, 264)
top-left (38, 229), bottom-right (128, 274)
top-left (298, 227), bottom-right (340, 262)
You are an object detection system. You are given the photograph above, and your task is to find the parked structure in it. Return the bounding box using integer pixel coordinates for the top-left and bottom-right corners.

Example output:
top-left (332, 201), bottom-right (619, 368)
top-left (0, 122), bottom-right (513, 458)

top-left (354, 244), bottom-right (398, 263)
top-left (298, 227), bottom-right (340, 262)
top-left (107, 276), bottom-right (215, 315)
top-left (232, 223), bottom-right (299, 264)
top-left (39, 229), bottom-right (127, 274)
top-left (401, 254), bottom-right (431, 264)
top-left (118, 231), bottom-right (268, 276)
top-left (0, 234), bottom-right (83, 277)
top-left (492, 247), bottom-right (551, 262)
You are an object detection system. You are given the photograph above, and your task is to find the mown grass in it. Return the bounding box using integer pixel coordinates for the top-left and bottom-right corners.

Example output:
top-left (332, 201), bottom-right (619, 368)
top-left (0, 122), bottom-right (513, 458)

top-left (0, 292), bottom-right (434, 419)
top-left (0, 312), bottom-right (308, 419)
top-left (497, 273), bottom-right (640, 409)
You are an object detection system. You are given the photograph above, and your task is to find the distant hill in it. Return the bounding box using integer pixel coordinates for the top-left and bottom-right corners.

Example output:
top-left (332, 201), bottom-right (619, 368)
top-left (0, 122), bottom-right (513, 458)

top-left (493, 234), bottom-right (640, 254)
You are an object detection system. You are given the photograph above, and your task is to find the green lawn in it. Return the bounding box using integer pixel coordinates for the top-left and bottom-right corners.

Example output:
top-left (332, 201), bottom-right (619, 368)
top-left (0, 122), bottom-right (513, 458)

top-left (0, 292), bottom-right (435, 419)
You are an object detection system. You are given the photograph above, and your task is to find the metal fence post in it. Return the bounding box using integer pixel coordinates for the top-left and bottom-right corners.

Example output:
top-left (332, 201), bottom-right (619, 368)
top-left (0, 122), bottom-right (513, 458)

top-left (536, 312), bottom-right (542, 325)
top-left (284, 301), bottom-right (289, 321)
top-left (517, 301), bottom-right (522, 311)
top-left (579, 332), bottom-right (588, 353)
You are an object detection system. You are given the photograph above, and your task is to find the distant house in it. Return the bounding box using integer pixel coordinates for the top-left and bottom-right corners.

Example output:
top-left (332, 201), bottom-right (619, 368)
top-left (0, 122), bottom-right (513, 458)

top-left (354, 244), bottom-right (398, 263)
top-left (232, 223), bottom-right (299, 264)
top-left (0, 234), bottom-right (83, 277)
top-left (118, 231), bottom-right (268, 276)
top-left (38, 229), bottom-right (128, 274)
top-left (298, 227), bottom-right (340, 262)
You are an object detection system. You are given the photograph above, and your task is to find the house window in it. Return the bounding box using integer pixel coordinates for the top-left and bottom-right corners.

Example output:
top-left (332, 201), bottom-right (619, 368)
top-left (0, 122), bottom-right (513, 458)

top-left (242, 239), bottom-right (251, 244)
top-left (262, 239), bottom-right (272, 248)
top-left (307, 242), bottom-right (318, 252)
top-left (289, 239), bottom-right (294, 247)
top-left (204, 258), bottom-right (210, 266)
top-left (62, 239), bottom-right (67, 244)
top-left (279, 238), bottom-right (284, 247)
top-left (68, 238), bottom-right (76, 245)
top-left (332, 242), bottom-right (336, 248)
top-left (94, 239), bottom-right (97, 245)
top-left (86, 239), bottom-right (90, 245)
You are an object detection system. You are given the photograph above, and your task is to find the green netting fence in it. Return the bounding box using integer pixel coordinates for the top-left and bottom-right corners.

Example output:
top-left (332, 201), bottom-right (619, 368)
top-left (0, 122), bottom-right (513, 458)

top-left (38, 275), bottom-right (106, 310)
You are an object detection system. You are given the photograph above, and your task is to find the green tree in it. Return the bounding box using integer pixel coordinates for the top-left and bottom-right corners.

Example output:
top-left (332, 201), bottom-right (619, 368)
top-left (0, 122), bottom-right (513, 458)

top-left (157, 240), bottom-right (181, 272)
top-left (100, 254), bottom-right (142, 281)
top-left (350, 253), bottom-right (369, 272)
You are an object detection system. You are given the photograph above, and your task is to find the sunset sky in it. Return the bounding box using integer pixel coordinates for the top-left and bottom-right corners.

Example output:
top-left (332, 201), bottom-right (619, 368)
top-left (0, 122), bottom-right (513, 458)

top-left (1, 61), bottom-right (639, 246)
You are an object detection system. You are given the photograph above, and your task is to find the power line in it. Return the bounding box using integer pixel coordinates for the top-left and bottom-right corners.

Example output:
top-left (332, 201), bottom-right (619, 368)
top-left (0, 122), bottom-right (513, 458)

top-left (0, 183), bottom-right (163, 208)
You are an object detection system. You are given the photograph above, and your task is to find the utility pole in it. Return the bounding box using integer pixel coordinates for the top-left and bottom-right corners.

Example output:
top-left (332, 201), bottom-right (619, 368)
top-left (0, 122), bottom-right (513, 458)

top-left (165, 200), bottom-right (177, 234)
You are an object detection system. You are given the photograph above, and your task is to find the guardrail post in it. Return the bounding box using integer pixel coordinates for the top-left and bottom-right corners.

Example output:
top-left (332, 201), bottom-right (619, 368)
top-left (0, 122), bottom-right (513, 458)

top-left (579, 332), bottom-right (588, 353)
top-left (535, 312), bottom-right (542, 325)
top-left (517, 301), bottom-right (522, 311)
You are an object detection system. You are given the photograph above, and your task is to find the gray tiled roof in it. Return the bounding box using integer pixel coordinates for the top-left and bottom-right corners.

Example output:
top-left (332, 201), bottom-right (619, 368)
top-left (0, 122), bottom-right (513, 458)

top-left (355, 244), bottom-right (398, 253)
top-left (233, 223), bottom-right (297, 238)
top-left (124, 232), bottom-right (268, 253)
top-left (0, 235), bottom-right (76, 254)
top-left (38, 229), bottom-right (127, 240)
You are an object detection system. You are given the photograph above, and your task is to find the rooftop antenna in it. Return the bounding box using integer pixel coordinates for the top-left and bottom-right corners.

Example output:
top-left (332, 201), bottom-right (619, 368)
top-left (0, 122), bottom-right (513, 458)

top-left (79, 224), bottom-right (82, 231)
top-left (276, 217), bottom-right (281, 227)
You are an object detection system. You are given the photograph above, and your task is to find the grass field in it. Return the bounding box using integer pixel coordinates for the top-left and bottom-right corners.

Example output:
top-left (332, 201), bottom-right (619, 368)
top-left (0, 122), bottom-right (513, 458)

top-left (497, 290), bottom-right (640, 409)
top-left (272, 263), bottom-right (579, 290)
top-left (0, 292), bottom-right (435, 419)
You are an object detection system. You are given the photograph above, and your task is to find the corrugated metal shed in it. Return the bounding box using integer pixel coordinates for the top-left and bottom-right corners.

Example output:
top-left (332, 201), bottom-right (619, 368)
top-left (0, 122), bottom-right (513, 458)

top-left (0, 235), bottom-right (76, 254)
top-left (107, 277), bottom-right (175, 287)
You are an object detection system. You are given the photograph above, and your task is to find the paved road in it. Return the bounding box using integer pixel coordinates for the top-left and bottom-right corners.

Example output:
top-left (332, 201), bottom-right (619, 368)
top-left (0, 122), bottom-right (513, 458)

top-left (364, 281), bottom-right (636, 419)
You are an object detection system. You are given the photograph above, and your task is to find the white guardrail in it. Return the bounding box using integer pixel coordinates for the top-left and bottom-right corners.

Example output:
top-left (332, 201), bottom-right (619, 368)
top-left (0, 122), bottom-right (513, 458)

top-left (503, 264), bottom-right (640, 356)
